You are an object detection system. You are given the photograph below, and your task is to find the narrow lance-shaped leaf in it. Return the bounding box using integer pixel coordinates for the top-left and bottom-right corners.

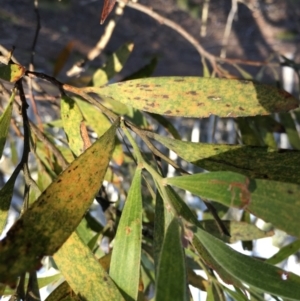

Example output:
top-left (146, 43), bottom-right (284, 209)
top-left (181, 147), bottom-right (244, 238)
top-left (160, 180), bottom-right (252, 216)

top-left (54, 232), bottom-right (124, 301)
top-left (0, 89), bottom-right (15, 158)
top-left (266, 240), bottom-right (300, 265)
top-left (61, 95), bottom-right (84, 156)
top-left (194, 228), bottom-right (300, 300)
top-left (0, 90), bottom-right (17, 234)
top-left (100, 0), bottom-right (116, 24)
top-left (75, 98), bottom-right (111, 137)
top-left (151, 133), bottom-right (300, 185)
top-left (153, 184), bottom-right (175, 272)
top-left (166, 171), bottom-right (300, 238)
top-left (0, 120), bottom-right (118, 284)
top-left (0, 171), bottom-right (19, 235)
top-left (109, 169), bottom-right (143, 301)
top-left (93, 43), bottom-right (134, 87)
top-left (84, 77), bottom-right (299, 118)
top-left (156, 218), bottom-right (187, 301)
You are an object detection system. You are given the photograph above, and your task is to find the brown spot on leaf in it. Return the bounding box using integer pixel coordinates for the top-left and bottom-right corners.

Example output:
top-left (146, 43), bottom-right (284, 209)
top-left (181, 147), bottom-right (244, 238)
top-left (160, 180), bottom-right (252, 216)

top-left (162, 95), bottom-right (169, 99)
top-left (287, 189), bottom-right (293, 194)
top-left (164, 110), bottom-right (172, 114)
top-left (239, 106), bottom-right (245, 111)
top-left (186, 91), bottom-right (198, 95)
top-left (134, 97), bottom-right (141, 100)
top-left (174, 79), bottom-right (184, 82)
top-left (57, 179), bottom-right (62, 183)
top-left (125, 226), bottom-right (131, 235)
top-left (197, 102), bottom-right (204, 106)
top-left (226, 104), bottom-right (231, 107)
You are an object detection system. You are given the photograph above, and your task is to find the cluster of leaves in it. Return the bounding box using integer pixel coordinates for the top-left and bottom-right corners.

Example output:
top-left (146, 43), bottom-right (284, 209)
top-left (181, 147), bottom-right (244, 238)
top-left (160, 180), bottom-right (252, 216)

top-left (1, 38), bottom-right (300, 301)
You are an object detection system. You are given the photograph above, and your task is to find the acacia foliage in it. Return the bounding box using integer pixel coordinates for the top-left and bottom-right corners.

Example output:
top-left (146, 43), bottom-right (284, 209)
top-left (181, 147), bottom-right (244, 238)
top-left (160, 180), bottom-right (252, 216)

top-left (0, 30), bottom-right (300, 301)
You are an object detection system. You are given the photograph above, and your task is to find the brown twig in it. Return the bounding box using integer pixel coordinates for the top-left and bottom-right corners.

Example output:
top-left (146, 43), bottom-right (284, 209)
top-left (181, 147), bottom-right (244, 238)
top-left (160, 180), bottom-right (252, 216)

top-left (119, 0), bottom-right (280, 71)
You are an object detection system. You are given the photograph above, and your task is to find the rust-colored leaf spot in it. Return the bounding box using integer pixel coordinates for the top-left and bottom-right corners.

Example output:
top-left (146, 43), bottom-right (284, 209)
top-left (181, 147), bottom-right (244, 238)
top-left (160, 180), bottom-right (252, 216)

top-left (125, 226), bottom-right (131, 235)
top-left (100, 0), bottom-right (116, 24)
top-left (210, 177), bottom-right (251, 208)
top-left (186, 91), bottom-right (198, 95)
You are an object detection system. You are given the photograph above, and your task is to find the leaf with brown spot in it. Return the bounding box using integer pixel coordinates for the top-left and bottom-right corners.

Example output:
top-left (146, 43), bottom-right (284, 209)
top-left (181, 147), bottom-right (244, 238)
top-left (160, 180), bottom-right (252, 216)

top-left (0, 64), bottom-right (25, 82)
top-left (0, 120), bottom-right (118, 284)
top-left (166, 171), bottom-right (300, 238)
top-left (83, 77), bottom-right (299, 118)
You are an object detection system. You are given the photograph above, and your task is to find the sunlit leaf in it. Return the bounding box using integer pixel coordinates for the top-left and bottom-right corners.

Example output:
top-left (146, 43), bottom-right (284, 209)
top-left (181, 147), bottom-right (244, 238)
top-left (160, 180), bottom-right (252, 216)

top-left (54, 232), bottom-right (124, 301)
top-left (0, 89), bottom-right (15, 159)
top-left (156, 218), bottom-right (187, 301)
top-left (0, 120), bottom-right (118, 284)
top-left (61, 95), bottom-right (84, 156)
top-left (152, 133), bottom-right (300, 184)
top-left (110, 169), bottom-right (142, 301)
top-left (0, 64), bottom-right (25, 82)
top-left (84, 77), bottom-right (299, 118)
top-left (75, 98), bottom-right (111, 137)
top-left (166, 171), bottom-right (300, 238)
top-left (92, 43), bottom-right (134, 87)
top-left (195, 228), bottom-right (300, 300)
